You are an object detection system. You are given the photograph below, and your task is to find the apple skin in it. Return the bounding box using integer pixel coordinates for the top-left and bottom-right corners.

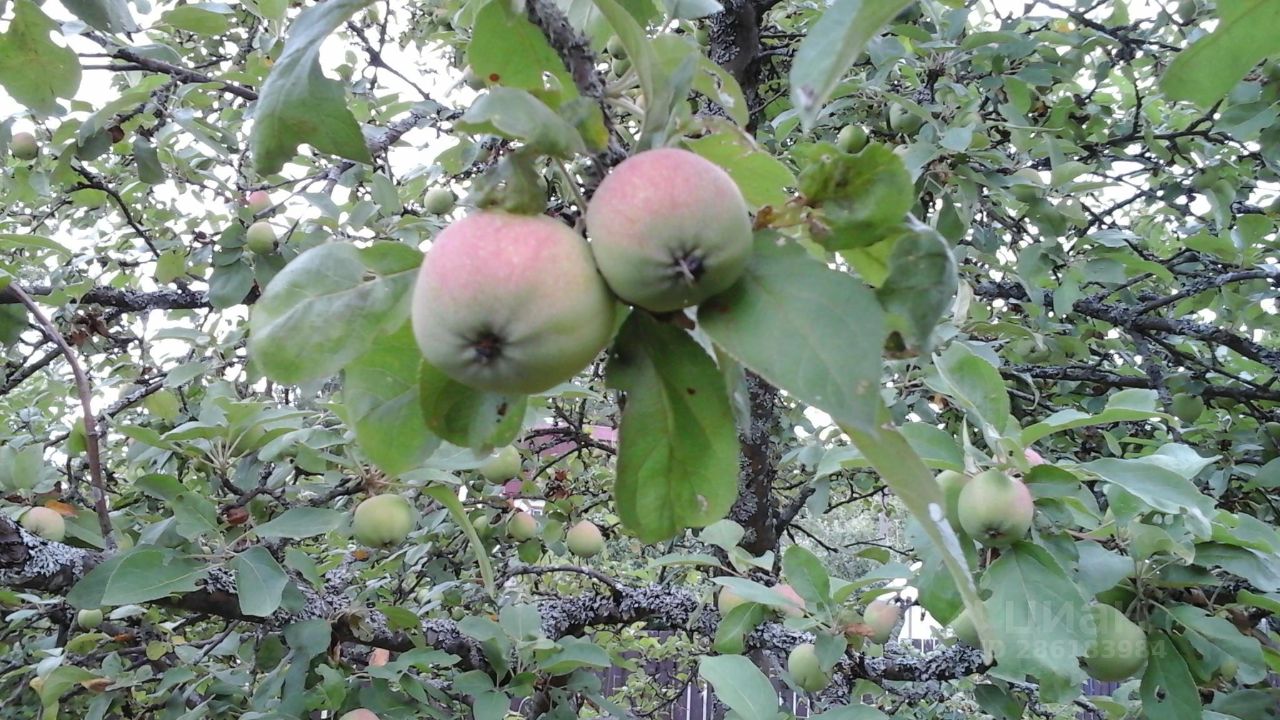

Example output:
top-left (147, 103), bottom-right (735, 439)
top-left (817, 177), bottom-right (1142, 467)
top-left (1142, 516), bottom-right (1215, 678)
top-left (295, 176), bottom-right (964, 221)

top-left (245, 221), bottom-right (276, 254)
top-left (479, 446), bottom-right (521, 481)
top-left (957, 469), bottom-right (1035, 547)
top-left (20, 507), bottom-right (66, 542)
top-left (888, 103), bottom-right (924, 134)
top-left (339, 711), bottom-right (380, 720)
top-left (836, 125), bottom-right (868, 153)
top-left (352, 495), bottom-right (416, 548)
top-left (411, 211), bottom-right (616, 395)
top-left (717, 587), bottom-right (746, 615)
top-left (77, 609), bottom-right (104, 629)
top-left (585, 148), bottom-right (752, 312)
top-left (1083, 605), bottom-right (1148, 681)
top-left (788, 642), bottom-right (829, 692)
top-left (951, 608), bottom-right (980, 646)
top-left (863, 600), bottom-right (901, 643)
top-left (424, 187), bottom-right (455, 215)
top-left (565, 520), bottom-right (604, 557)
top-left (772, 583), bottom-right (806, 617)
top-left (935, 470), bottom-right (970, 532)
top-left (246, 190), bottom-right (271, 215)
top-left (10, 131), bottom-right (38, 160)
top-left (507, 511), bottom-right (538, 541)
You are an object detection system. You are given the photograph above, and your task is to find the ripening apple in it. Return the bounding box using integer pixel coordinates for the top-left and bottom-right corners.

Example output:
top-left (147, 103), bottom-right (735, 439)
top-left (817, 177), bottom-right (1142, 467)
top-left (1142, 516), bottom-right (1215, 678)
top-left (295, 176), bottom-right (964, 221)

top-left (772, 583), bottom-right (806, 617)
top-left (20, 507), bottom-right (65, 542)
top-left (585, 148), bottom-right (752, 312)
top-left (863, 600), bottom-right (901, 643)
top-left (957, 469), bottom-right (1034, 547)
top-left (935, 470), bottom-right (970, 531)
top-left (507, 511), bottom-right (537, 541)
top-left (424, 187), bottom-right (455, 215)
top-left (1083, 605), bottom-right (1148, 681)
top-left (565, 520), bottom-right (604, 558)
top-left (836, 124), bottom-right (868, 153)
top-left (77, 609), bottom-right (104, 630)
top-left (244, 221), bottom-right (276, 254)
top-left (788, 643), bottom-right (829, 692)
top-left (10, 131), bottom-right (38, 160)
top-left (411, 211), bottom-right (616, 395)
top-left (339, 710), bottom-right (380, 720)
top-left (246, 190), bottom-right (271, 215)
top-left (479, 446), bottom-right (521, 481)
top-left (717, 587), bottom-right (746, 615)
top-left (352, 494), bottom-right (416, 548)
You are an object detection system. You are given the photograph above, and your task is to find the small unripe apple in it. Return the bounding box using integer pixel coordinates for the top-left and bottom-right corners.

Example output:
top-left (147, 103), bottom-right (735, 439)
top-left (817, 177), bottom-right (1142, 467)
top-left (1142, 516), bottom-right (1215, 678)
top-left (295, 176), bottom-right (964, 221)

top-left (244, 221), bottom-right (277, 254)
top-left (888, 103), bottom-right (924, 134)
top-left (21, 507), bottom-right (65, 542)
top-left (424, 187), bottom-right (455, 215)
top-left (246, 190), bottom-right (271, 215)
top-left (10, 131), bottom-right (38, 160)
top-left (787, 643), bottom-right (829, 692)
top-left (611, 57), bottom-right (631, 76)
top-left (1170, 393), bottom-right (1205, 423)
top-left (411, 211), bottom-right (616, 395)
top-left (935, 470), bottom-right (970, 532)
top-left (772, 583), bottom-right (806, 617)
top-left (565, 520), bottom-right (604, 558)
top-left (1083, 605), bottom-right (1148, 681)
top-left (717, 587), bottom-right (746, 615)
top-left (352, 494), bottom-right (416, 548)
top-left (77, 609), bottom-right (104, 629)
top-left (478, 446), bottom-right (521, 481)
top-left (1024, 447), bottom-right (1045, 466)
top-left (864, 600), bottom-right (901, 643)
top-left (957, 469), bottom-right (1034, 547)
top-left (835, 125), bottom-right (868, 153)
top-left (339, 710), bottom-right (380, 720)
top-left (586, 148), bottom-right (752, 312)
top-left (507, 511), bottom-right (537, 541)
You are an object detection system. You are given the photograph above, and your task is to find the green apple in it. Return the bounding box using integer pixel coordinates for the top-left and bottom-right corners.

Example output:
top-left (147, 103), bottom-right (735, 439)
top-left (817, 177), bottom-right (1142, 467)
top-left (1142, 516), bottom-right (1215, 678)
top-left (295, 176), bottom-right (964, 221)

top-left (10, 131), bottom-right (38, 160)
top-left (788, 643), bottom-right (829, 692)
top-left (77, 609), bottom-right (104, 630)
top-left (836, 124), bottom-right (868, 153)
top-left (20, 507), bottom-right (65, 542)
top-left (245, 221), bottom-right (276, 254)
top-left (507, 511), bottom-right (537, 541)
top-left (479, 446), bottom-right (521, 481)
top-left (352, 495), bottom-right (416, 548)
top-left (565, 520), bottom-right (604, 557)
top-left (1083, 605), bottom-right (1148, 681)
top-left (957, 469), bottom-right (1034, 547)
top-left (863, 600), bottom-right (901, 643)
top-left (424, 187), bottom-right (455, 215)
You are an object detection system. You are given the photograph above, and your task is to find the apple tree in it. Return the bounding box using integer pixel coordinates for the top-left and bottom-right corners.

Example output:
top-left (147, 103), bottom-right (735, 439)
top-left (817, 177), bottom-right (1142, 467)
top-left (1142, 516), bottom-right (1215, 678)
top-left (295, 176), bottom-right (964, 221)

top-left (0, 0), bottom-right (1278, 718)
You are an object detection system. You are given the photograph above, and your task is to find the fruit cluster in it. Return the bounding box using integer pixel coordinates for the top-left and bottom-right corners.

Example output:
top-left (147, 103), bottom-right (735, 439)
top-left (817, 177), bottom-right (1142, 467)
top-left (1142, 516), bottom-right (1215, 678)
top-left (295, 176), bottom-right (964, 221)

top-left (410, 147), bottom-right (752, 395)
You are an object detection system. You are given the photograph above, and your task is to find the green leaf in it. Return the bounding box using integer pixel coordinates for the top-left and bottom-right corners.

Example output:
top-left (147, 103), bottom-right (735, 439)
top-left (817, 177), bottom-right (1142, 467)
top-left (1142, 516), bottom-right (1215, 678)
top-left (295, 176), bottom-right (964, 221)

top-left (712, 602), bottom-right (766, 654)
top-left (134, 474), bottom-right (219, 540)
top-left (685, 127), bottom-right (795, 209)
top-left (254, 508), bottom-right (345, 539)
top-left (422, 485), bottom-right (495, 597)
top-left (230, 546), bottom-right (289, 617)
top-left (651, 36), bottom-right (747, 126)
top-left (0, 0), bottom-right (83, 115)
top-left (162, 5), bottom-right (231, 35)
top-left (1022, 389), bottom-right (1165, 444)
top-left (789, 0), bottom-right (913, 129)
top-left (1170, 605), bottom-right (1267, 684)
top-left (457, 88), bottom-right (586, 157)
top-left (467, 1), bottom-right (576, 103)
top-left (1141, 631), bottom-right (1202, 720)
top-left (249, 243), bottom-right (416, 384)
top-left (605, 312), bottom-right (739, 543)
top-left (250, 0), bottom-right (374, 174)
top-left (68, 549), bottom-right (208, 608)
top-left (698, 655), bottom-right (780, 720)
top-left (798, 144), bottom-right (914, 249)
top-left (1084, 458), bottom-right (1216, 525)
top-left (61, 0), bottom-right (139, 33)
top-left (1160, 1), bottom-right (1280, 108)
top-left (782, 545), bottom-right (831, 610)
top-left (344, 324), bottom-right (440, 473)
top-left (981, 543), bottom-right (1093, 679)
top-left (876, 225), bottom-right (958, 356)
top-left (1193, 543), bottom-right (1280, 592)
top-left (539, 636), bottom-right (611, 675)
top-left (699, 233), bottom-right (885, 432)
top-left (418, 360), bottom-right (527, 451)
top-left (810, 706), bottom-right (890, 720)
top-left (933, 343), bottom-right (1011, 435)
